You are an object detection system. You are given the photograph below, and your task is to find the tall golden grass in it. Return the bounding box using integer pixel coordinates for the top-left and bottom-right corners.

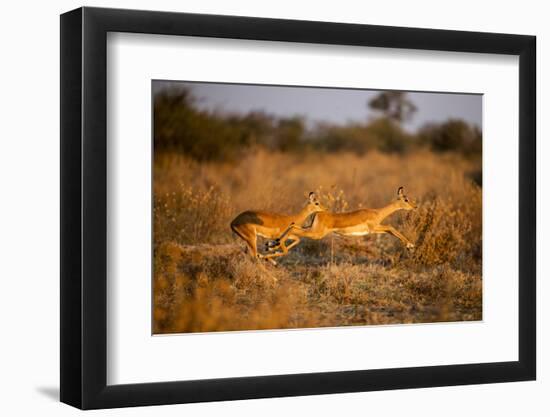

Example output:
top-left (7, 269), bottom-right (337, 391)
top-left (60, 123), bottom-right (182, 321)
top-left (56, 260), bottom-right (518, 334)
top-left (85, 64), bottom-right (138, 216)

top-left (153, 149), bottom-right (482, 333)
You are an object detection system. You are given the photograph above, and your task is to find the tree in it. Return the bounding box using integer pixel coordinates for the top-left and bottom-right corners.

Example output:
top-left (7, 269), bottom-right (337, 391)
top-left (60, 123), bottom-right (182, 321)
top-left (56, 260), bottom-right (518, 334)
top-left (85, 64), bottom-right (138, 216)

top-left (368, 91), bottom-right (417, 123)
top-left (418, 119), bottom-right (482, 155)
top-left (274, 116), bottom-right (305, 152)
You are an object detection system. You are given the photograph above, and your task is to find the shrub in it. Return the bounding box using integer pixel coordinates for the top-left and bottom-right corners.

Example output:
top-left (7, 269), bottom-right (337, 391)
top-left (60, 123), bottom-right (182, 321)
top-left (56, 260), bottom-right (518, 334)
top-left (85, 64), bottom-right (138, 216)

top-left (419, 119), bottom-right (482, 156)
top-left (399, 179), bottom-right (482, 272)
top-left (154, 88), bottom-right (275, 161)
top-left (311, 117), bottom-right (413, 155)
top-left (153, 184), bottom-right (232, 246)
top-left (365, 117), bottom-right (414, 154)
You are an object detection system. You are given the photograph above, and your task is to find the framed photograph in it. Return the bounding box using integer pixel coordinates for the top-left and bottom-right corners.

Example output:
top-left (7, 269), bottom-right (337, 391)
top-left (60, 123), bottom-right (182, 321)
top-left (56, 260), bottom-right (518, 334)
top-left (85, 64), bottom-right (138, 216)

top-left (60, 6), bottom-right (536, 409)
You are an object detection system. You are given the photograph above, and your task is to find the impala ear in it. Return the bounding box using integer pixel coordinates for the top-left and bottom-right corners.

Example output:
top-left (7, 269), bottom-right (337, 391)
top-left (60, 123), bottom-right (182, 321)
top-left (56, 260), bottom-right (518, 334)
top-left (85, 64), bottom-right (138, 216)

top-left (308, 191), bottom-right (316, 202)
top-left (397, 186), bottom-right (404, 197)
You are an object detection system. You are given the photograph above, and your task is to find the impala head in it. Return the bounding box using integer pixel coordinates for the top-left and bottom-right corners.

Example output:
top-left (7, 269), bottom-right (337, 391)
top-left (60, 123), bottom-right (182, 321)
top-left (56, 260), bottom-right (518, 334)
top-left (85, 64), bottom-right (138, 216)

top-left (305, 191), bottom-right (327, 213)
top-left (396, 186), bottom-right (417, 210)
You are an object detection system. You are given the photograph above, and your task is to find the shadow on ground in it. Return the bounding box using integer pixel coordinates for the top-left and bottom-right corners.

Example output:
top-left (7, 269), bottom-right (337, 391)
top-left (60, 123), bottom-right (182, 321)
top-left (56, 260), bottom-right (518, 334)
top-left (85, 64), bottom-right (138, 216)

top-left (36, 386), bottom-right (59, 401)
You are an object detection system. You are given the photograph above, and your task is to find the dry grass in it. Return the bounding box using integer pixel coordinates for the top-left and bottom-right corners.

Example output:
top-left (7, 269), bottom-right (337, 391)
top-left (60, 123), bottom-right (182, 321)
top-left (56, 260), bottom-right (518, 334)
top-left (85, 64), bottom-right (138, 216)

top-left (153, 149), bottom-right (482, 333)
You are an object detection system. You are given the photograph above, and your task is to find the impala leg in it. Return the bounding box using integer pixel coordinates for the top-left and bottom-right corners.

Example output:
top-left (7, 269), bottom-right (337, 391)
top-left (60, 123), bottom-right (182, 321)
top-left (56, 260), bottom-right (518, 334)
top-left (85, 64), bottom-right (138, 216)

top-left (265, 240), bottom-right (280, 252)
top-left (373, 224), bottom-right (414, 249)
top-left (265, 233), bottom-right (300, 251)
top-left (268, 224), bottom-right (304, 249)
top-left (265, 222), bottom-right (299, 251)
top-left (232, 224), bottom-right (260, 258)
top-left (262, 237), bottom-right (301, 260)
top-left (258, 255), bottom-right (278, 266)
top-left (285, 237), bottom-right (301, 251)
top-left (246, 234), bottom-right (259, 258)
top-left (275, 224), bottom-right (298, 244)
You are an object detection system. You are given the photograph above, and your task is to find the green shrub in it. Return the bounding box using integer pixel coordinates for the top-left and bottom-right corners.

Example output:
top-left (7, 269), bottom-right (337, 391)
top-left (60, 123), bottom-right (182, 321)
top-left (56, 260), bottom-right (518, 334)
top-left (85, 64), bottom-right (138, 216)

top-left (419, 119), bottom-right (482, 156)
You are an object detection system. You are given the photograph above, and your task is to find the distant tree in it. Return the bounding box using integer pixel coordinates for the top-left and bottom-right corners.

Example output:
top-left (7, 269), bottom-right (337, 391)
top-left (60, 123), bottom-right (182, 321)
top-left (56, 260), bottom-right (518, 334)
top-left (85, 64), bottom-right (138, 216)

top-left (368, 91), bottom-right (417, 123)
top-left (154, 87), bottom-right (259, 161)
top-left (365, 117), bottom-right (412, 154)
top-left (274, 116), bottom-right (305, 152)
top-left (418, 119), bottom-right (482, 156)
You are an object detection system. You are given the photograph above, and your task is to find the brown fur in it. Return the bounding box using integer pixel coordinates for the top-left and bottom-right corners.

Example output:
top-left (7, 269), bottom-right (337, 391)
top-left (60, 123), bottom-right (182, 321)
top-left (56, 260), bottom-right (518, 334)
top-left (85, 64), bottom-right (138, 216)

top-left (230, 192), bottom-right (325, 261)
top-left (268, 187), bottom-right (418, 259)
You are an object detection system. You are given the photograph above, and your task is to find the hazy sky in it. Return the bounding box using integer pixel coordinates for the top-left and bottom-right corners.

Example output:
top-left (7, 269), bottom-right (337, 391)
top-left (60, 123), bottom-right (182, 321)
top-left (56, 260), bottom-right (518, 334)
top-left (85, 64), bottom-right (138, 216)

top-left (153, 80), bottom-right (482, 132)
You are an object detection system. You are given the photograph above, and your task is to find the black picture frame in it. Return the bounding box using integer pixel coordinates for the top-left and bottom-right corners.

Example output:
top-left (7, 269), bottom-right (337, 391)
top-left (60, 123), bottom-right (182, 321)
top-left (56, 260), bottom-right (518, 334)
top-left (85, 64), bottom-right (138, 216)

top-left (60, 6), bottom-right (536, 410)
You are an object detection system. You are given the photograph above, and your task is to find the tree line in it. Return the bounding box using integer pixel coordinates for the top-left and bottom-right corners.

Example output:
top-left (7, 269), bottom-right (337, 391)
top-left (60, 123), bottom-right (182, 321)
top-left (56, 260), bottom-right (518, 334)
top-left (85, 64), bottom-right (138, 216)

top-left (154, 87), bottom-right (481, 162)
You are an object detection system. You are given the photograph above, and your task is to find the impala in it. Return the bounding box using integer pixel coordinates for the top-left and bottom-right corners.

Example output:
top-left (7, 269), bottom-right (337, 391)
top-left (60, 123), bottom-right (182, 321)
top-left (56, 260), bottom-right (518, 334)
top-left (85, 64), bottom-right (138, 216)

top-left (266, 186), bottom-right (417, 260)
top-left (230, 192), bottom-right (326, 262)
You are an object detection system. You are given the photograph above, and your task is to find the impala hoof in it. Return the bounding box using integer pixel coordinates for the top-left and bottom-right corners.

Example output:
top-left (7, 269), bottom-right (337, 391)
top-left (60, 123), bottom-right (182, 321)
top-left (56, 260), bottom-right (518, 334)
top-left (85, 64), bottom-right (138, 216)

top-left (265, 257), bottom-right (277, 266)
top-left (266, 239), bottom-right (280, 249)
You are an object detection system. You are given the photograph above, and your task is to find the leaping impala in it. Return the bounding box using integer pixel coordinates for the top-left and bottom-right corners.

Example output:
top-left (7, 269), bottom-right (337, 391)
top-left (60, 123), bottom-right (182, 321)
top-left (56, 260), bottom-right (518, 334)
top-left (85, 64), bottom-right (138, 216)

top-left (265, 187), bottom-right (417, 260)
top-left (230, 192), bottom-right (326, 262)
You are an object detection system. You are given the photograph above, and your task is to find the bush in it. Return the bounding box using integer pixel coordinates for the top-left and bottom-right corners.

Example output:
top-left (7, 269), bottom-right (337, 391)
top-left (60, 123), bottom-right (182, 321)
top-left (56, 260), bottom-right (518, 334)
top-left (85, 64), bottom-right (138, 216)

top-left (419, 119), bottom-right (482, 156)
top-left (399, 179), bottom-right (482, 273)
top-left (153, 185), bottom-right (232, 246)
top-left (152, 242), bottom-right (315, 334)
top-left (154, 89), bottom-right (275, 161)
top-left (365, 117), bottom-right (414, 153)
top-left (311, 117), bottom-right (412, 155)
top-left (311, 123), bottom-right (376, 154)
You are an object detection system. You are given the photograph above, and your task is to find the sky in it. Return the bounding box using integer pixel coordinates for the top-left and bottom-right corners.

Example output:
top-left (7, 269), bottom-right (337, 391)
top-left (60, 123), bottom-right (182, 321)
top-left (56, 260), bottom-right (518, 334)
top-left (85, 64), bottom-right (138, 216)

top-left (153, 80), bottom-right (482, 132)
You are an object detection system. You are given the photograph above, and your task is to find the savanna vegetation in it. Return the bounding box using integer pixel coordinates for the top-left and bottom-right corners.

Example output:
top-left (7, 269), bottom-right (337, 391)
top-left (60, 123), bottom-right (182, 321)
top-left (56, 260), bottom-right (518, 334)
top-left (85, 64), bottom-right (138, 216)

top-left (153, 87), bottom-right (482, 334)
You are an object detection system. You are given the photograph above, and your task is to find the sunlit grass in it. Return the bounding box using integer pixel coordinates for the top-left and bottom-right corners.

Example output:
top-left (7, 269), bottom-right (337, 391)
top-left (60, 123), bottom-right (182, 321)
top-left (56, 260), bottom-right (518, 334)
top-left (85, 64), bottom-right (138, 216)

top-left (153, 149), bottom-right (482, 333)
